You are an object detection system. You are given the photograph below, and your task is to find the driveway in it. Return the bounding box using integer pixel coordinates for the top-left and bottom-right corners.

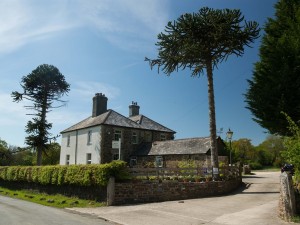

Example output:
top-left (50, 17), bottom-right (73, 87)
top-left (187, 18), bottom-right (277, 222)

top-left (69, 171), bottom-right (289, 225)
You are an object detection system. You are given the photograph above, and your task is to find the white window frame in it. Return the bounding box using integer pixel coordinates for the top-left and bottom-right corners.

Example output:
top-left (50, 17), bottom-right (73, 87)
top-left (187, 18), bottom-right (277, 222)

top-left (86, 153), bottom-right (92, 164)
top-left (114, 130), bottom-right (122, 141)
top-left (132, 131), bottom-right (138, 144)
top-left (66, 154), bottom-right (70, 165)
top-left (155, 156), bottom-right (163, 168)
top-left (87, 130), bottom-right (92, 145)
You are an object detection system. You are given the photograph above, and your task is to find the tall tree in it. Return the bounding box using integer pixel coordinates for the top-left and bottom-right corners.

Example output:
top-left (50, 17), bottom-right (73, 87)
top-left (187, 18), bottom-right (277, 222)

top-left (12, 64), bottom-right (70, 165)
top-left (245, 0), bottom-right (300, 136)
top-left (146, 7), bottom-right (259, 176)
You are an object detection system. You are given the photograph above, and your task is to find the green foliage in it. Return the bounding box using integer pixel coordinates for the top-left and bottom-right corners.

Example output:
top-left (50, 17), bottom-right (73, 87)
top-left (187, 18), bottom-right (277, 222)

top-left (0, 161), bottom-right (128, 187)
top-left (146, 7), bottom-right (260, 76)
top-left (12, 64), bottom-right (70, 165)
top-left (147, 7), bottom-right (260, 170)
top-left (249, 161), bottom-right (263, 170)
top-left (245, 0), bottom-right (300, 136)
top-left (281, 113), bottom-right (300, 180)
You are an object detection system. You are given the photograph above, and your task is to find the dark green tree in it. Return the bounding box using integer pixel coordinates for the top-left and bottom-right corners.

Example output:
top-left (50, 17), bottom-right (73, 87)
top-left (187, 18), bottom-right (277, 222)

top-left (245, 0), bottom-right (300, 136)
top-left (0, 139), bottom-right (12, 166)
top-left (146, 7), bottom-right (259, 174)
top-left (12, 64), bottom-right (70, 166)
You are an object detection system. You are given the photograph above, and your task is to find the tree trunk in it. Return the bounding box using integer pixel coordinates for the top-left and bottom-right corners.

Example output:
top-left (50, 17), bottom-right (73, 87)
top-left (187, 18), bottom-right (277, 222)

top-left (206, 60), bottom-right (219, 178)
top-left (37, 147), bottom-right (42, 166)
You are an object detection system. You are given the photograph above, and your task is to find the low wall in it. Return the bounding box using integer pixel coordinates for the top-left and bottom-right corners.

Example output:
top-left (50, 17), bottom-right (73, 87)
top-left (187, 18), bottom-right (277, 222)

top-left (109, 178), bottom-right (242, 205)
top-left (0, 180), bottom-right (107, 202)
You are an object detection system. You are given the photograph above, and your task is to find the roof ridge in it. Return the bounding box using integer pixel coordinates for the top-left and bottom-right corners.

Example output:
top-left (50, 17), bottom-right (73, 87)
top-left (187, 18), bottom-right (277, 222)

top-left (139, 114), bottom-right (175, 133)
top-left (102, 109), bottom-right (112, 124)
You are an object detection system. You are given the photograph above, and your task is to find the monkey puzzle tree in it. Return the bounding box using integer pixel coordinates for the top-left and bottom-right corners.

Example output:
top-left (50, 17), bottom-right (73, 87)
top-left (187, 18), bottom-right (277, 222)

top-left (146, 7), bottom-right (260, 175)
top-left (12, 64), bottom-right (70, 165)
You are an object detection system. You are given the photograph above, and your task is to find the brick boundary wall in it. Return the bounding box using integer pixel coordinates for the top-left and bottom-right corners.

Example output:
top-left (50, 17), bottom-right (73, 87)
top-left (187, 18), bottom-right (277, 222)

top-left (108, 178), bottom-right (242, 205)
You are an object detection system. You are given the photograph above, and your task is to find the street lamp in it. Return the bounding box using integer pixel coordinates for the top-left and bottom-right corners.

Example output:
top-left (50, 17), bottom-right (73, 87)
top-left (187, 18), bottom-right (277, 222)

top-left (226, 128), bottom-right (233, 166)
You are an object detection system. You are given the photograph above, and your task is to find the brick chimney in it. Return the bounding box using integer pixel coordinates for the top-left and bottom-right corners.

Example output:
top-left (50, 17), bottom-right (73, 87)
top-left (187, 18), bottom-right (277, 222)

top-left (92, 93), bottom-right (108, 117)
top-left (129, 101), bottom-right (140, 117)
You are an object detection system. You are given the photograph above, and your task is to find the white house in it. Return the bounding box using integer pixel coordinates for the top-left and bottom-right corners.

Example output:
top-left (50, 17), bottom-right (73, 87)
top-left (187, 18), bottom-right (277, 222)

top-left (59, 93), bottom-right (175, 165)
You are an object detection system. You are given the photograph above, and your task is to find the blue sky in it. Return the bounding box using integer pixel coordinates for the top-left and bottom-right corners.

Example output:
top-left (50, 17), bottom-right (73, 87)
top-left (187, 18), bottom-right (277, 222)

top-left (0, 0), bottom-right (278, 148)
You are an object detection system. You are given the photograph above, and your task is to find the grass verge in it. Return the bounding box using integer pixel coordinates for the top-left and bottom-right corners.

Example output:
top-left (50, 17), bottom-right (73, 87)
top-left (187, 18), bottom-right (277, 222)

top-left (0, 186), bottom-right (106, 208)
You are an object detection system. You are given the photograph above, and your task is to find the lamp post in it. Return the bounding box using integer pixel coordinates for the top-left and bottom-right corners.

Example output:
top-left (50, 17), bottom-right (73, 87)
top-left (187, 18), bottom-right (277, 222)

top-left (226, 128), bottom-right (233, 166)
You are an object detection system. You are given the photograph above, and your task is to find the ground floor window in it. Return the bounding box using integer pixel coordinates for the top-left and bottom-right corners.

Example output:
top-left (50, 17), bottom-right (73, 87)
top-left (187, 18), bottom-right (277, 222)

top-left (86, 153), bottom-right (92, 164)
top-left (130, 156), bottom-right (137, 167)
top-left (113, 153), bottom-right (120, 160)
top-left (66, 154), bottom-right (70, 165)
top-left (155, 156), bottom-right (163, 168)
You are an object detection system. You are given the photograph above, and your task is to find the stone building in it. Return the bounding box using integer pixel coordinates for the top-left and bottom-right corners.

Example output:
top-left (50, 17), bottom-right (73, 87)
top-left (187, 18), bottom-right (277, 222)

top-left (130, 137), bottom-right (227, 168)
top-left (59, 93), bottom-right (175, 165)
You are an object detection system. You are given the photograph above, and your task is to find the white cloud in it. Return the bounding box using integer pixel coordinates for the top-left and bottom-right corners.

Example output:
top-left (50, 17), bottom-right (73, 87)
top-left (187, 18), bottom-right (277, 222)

top-left (0, 0), bottom-right (171, 54)
top-left (76, 0), bottom-right (170, 52)
top-left (0, 0), bottom-right (80, 54)
top-left (71, 81), bottom-right (121, 101)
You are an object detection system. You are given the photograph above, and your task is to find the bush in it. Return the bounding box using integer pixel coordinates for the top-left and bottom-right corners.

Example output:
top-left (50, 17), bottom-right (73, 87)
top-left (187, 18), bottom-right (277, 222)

top-left (249, 161), bottom-right (263, 170)
top-left (0, 161), bottom-right (129, 187)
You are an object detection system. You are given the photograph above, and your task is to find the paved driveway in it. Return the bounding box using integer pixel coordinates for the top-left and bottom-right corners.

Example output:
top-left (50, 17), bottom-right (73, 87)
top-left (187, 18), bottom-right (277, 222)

top-left (69, 171), bottom-right (289, 225)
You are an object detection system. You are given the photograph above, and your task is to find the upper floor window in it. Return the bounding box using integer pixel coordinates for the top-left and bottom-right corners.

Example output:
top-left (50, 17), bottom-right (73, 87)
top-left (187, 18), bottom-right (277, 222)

top-left (132, 131), bottom-right (138, 144)
top-left (87, 130), bottom-right (92, 145)
top-left (160, 134), bottom-right (166, 141)
top-left (114, 130), bottom-right (122, 141)
top-left (67, 134), bottom-right (70, 147)
top-left (86, 153), bottom-right (92, 164)
top-left (155, 156), bottom-right (163, 168)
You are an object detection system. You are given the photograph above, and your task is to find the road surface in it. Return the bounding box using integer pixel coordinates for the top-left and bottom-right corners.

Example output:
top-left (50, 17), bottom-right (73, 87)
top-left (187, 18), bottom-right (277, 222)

top-left (70, 171), bottom-right (289, 225)
top-left (0, 195), bottom-right (114, 225)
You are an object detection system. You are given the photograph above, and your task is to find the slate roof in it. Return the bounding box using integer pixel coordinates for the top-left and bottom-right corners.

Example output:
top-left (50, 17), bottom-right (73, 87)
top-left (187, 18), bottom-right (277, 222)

top-left (129, 115), bottom-right (175, 133)
top-left (61, 110), bottom-right (175, 133)
top-left (133, 137), bottom-right (212, 156)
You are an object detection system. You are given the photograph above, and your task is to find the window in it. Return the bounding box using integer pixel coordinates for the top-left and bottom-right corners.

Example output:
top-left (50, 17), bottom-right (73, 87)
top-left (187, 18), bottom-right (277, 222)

top-left (160, 134), bottom-right (166, 141)
top-left (87, 130), bottom-right (92, 145)
top-left (130, 156), bottom-right (137, 167)
top-left (155, 156), bottom-right (163, 168)
top-left (113, 153), bottom-right (119, 161)
top-left (114, 130), bottom-right (122, 141)
top-left (67, 134), bottom-right (70, 147)
top-left (86, 153), bottom-right (92, 164)
top-left (132, 131), bottom-right (138, 144)
top-left (66, 155), bottom-right (70, 165)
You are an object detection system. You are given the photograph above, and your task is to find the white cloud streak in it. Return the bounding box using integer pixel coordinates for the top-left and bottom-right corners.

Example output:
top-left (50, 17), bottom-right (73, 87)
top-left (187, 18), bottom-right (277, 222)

top-left (0, 0), bottom-right (170, 54)
top-left (0, 0), bottom-right (81, 54)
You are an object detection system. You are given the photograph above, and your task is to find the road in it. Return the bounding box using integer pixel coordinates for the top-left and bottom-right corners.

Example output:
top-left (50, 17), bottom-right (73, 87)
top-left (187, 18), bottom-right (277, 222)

top-left (0, 195), bottom-right (114, 225)
top-left (70, 171), bottom-right (289, 225)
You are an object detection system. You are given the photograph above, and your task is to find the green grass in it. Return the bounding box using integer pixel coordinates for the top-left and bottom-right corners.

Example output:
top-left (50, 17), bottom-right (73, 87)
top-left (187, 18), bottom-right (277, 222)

top-left (0, 186), bottom-right (106, 208)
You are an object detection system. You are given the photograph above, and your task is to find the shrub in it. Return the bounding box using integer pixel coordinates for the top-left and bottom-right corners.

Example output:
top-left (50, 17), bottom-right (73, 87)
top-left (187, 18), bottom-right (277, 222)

top-left (249, 161), bottom-right (263, 170)
top-left (0, 161), bottom-right (129, 187)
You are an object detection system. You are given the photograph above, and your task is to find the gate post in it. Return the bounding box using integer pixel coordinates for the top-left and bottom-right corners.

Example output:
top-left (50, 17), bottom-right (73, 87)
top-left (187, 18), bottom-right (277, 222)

top-left (278, 172), bottom-right (296, 221)
top-left (107, 177), bottom-right (115, 206)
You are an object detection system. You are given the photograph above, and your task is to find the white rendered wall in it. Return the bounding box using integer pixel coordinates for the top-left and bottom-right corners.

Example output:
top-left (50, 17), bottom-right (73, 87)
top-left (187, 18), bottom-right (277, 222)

top-left (59, 126), bottom-right (101, 165)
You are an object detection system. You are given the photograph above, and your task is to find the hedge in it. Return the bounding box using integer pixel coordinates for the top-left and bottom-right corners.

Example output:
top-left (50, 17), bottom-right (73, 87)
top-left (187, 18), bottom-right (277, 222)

top-left (0, 160), bottom-right (129, 187)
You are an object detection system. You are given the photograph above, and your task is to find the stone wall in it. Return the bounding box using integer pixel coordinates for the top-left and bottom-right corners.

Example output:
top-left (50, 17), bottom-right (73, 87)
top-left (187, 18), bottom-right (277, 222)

top-left (108, 178), bottom-right (241, 205)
